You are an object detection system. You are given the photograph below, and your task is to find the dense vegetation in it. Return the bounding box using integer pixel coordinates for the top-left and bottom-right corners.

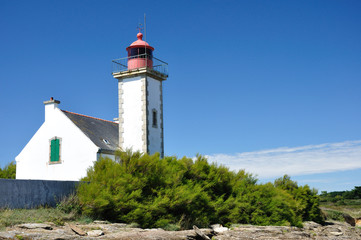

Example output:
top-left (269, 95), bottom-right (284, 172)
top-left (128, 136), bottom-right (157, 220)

top-left (0, 161), bottom-right (16, 179)
top-left (77, 151), bottom-right (323, 229)
top-left (320, 186), bottom-right (361, 203)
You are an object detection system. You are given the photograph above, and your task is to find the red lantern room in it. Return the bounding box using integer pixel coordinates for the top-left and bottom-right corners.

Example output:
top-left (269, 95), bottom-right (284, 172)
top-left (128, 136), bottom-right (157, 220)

top-left (126, 32), bottom-right (154, 70)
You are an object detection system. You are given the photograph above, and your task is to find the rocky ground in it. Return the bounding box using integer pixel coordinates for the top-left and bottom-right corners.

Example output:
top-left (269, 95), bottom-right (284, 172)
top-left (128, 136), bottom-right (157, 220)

top-left (0, 221), bottom-right (360, 240)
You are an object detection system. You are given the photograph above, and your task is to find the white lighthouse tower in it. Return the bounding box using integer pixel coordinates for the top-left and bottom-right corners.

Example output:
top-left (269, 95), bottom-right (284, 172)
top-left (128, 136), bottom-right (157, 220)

top-left (112, 32), bottom-right (168, 157)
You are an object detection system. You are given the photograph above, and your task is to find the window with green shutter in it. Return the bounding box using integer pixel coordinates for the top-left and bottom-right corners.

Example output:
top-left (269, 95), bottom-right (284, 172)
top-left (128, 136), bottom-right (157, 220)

top-left (50, 137), bottom-right (61, 163)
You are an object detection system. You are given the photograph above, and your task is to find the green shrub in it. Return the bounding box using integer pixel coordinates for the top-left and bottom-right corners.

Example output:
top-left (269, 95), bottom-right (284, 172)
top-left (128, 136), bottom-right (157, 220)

top-left (77, 151), bottom-right (322, 229)
top-left (0, 161), bottom-right (16, 179)
top-left (274, 175), bottom-right (324, 224)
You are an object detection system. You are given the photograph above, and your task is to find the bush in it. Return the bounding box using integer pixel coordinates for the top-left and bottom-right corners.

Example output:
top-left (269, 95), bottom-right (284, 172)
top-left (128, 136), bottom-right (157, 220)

top-left (0, 161), bottom-right (16, 179)
top-left (274, 175), bottom-right (324, 224)
top-left (77, 151), bottom-right (322, 229)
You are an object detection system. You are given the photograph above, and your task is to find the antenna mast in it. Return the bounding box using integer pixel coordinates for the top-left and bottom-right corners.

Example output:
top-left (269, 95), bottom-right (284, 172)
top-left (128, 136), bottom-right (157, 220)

top-left (144, 13), bottom-right (147, 41)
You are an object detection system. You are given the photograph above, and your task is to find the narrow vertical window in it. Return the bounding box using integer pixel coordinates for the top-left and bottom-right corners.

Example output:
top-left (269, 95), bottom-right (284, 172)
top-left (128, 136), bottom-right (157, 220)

top-left (152, 109), bottom-right (157, 128)
top-left (50, 137), bottom-right (61, 163)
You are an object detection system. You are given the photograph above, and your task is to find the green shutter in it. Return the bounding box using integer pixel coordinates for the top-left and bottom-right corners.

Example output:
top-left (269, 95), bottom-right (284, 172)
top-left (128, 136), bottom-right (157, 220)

top-left (50, 139), bottom-right (55, 162)
top-left (50, 138), bottom-right (60, 162)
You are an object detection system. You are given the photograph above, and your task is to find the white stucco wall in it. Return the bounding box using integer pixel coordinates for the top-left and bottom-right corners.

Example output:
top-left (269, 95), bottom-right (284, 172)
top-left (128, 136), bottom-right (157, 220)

top-left (120, 76), bottom-right (144, 152)
top-left (16, 103), bottom-right (99, 181)
top-left (147, 77), bottom-right (163, 155)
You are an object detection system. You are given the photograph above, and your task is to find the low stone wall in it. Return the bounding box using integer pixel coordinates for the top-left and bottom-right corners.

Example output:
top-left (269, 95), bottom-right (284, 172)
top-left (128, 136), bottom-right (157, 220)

top-left (0, 179), bottom-right (78, 209)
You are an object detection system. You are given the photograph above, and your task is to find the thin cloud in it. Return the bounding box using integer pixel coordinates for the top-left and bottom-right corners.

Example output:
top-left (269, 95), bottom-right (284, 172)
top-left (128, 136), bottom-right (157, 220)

top-left (207, 140), bottom-right (361, 179)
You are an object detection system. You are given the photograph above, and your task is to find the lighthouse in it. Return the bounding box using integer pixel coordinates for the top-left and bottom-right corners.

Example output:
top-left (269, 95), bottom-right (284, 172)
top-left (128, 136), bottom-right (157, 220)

top-left (112, 32), bottom-right (168, 157)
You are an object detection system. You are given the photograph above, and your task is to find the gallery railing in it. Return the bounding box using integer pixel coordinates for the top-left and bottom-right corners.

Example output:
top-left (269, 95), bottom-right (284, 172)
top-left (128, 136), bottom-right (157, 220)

top-left (112, 54), bottom-right (168, 77)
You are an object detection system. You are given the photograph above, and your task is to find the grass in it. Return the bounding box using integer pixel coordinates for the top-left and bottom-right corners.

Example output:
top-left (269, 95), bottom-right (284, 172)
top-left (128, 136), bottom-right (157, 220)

top-left (320, 199), bottom-right (361, 221)
top-left (15, 235), bottom-right (24, 240)
top-left (0, 207), bottom-right (92, 231)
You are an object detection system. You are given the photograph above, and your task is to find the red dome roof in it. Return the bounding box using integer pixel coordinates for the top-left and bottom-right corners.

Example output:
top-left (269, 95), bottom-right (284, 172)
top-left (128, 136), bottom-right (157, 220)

top-left (126, 33), bottom-right (154, 51)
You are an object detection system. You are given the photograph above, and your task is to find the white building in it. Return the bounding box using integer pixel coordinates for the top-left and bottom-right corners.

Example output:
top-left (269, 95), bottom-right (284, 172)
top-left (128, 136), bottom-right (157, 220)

top-left (16, 32), bottom-right (168, 180)
top-left (16, 98), bottom-right (118, 180)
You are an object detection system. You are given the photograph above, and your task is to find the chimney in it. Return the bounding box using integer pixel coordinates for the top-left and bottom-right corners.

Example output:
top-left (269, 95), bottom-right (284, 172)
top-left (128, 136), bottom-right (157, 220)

top-left (43, 97), bottom-right (60, 121)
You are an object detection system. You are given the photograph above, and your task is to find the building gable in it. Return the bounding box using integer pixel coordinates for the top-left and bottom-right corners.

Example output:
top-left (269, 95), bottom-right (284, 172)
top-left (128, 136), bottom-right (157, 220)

top-left (62, 110), bottom-right (119, 153)
top-left (16, 105), bottom-right (100, 181)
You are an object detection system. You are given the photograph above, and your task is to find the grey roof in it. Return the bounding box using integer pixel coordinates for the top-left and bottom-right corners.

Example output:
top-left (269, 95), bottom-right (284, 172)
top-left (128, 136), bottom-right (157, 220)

top-left (62, 110), bottom-right (119, 153)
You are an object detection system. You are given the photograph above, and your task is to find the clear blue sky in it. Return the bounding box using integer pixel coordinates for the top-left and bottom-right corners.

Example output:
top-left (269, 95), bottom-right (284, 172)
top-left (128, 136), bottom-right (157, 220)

top-left (1, 0), bottom-right (360, 192)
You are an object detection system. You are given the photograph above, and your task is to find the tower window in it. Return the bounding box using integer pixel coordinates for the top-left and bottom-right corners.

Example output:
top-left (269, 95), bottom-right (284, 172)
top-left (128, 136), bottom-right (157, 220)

top-left (152, 109), bottom-right (157, 128)
top-left (50, 137), bottom-right (61, 163)
top-left (128, 48), bottom-right (153, 60)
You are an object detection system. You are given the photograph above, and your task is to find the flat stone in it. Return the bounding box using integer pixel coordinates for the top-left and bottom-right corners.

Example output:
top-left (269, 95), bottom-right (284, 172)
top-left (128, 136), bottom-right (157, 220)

top-left (0, 231), bottom-right (16, 239)
top-left (17, 223), bottom-right (53, 230)
top-left (112, 223), bottom-right (127, 228)
top-left (303, 221), bottom-right (321, 230)
top-left (211, 224), bottom-right (229, 234)
top-left (69, 224), bottom-right (86, 236)
top-left (330, 231), bottom-right (343, 236)
top-left (87, 229), bottom-right (104, 237)
top-left (93, 220), bottom-right (109, 224)
top-left (193, 225), bottom-right (211, 240)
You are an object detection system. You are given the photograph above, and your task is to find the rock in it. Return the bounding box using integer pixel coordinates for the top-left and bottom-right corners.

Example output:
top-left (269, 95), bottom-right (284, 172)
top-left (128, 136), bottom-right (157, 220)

top-left (211, 224), bottom-right (229, 234)
top-left (193, 225), bottom-right (211, 240)
top-left (330, 231), bottom-right (343, 236)
top-left (322, 225), bottom-right (342, 234)
top-left (100, 223), bottom-right (127, 232)
top-left (356, 218), bottom-right (361, 227)
top-left (112, 223), bottom-right (128, 228)
top-left (0, 231), bottom-right (16, 239)
top-left (15, 232), bottom-right (77, 240)
top-left (2, 221), bottom-right (361, 240)
top-left (93, 220), bottom-right (109, 224)
top-left (303, 221), bottom-right (321, 230)
top-left (17, 223), bottom-right (53, 230)
top-left (69, 224), bottom-right (86, 236)
top-left (87, 229), bottom-right (104, 237)
top-left (343, 213), bottom-right (356, 226)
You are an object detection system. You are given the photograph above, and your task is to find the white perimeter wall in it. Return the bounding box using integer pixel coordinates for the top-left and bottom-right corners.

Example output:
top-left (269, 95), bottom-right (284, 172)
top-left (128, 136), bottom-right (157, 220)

top-left (147, 77), bottom-right (162, 155)
top-left (16, 104), bottom-right (99, 181)
top-left (120, 76), bottom-right (144, 152)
